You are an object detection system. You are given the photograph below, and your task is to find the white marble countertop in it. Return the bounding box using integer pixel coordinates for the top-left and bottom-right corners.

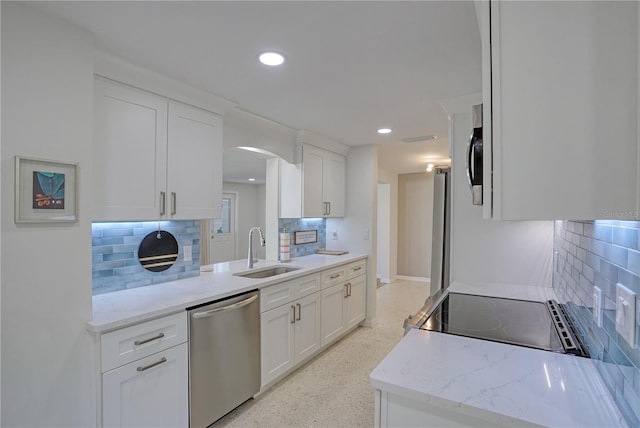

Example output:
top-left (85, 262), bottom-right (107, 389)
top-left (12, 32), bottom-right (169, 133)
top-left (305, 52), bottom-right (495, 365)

top-left (370, 282), bottom-right (627, 427)
top-left (90, 253), bottom-right (366, 333)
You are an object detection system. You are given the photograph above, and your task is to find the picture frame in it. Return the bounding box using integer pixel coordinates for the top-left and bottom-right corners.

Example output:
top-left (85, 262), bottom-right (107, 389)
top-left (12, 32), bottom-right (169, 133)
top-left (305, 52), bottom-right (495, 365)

top-left (15, 156), bottom-right (78, 223)
top-left (294, 229), bottom-right (318, 245)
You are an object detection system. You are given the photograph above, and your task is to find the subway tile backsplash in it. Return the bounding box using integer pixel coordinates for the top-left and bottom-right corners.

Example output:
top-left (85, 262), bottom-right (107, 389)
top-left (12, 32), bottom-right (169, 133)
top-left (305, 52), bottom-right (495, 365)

top-left (279, 218), bottom-right (326, 258)
top-left (92, 221), bottom-right (200, 295)
top-left (554, 220), bottom-right (640, 427)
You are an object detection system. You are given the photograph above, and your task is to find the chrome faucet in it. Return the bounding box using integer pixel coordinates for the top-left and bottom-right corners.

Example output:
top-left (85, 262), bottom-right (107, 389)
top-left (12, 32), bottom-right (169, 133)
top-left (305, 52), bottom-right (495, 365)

top-left (247, 226), bottom-right (266, 269)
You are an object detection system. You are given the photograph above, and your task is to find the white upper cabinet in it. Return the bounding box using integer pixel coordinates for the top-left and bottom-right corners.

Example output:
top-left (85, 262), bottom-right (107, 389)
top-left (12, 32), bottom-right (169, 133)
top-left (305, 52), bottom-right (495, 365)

top-left (93, 79), bottom-right (168, 221)
top-left (280, 144), bottom-right (345, 218)
top-left (480, 1), bottom-right (640, 220)
top-left (93, 78), bottom-right (222, 221)
top-left (167, 102), bottom-right (223, 220)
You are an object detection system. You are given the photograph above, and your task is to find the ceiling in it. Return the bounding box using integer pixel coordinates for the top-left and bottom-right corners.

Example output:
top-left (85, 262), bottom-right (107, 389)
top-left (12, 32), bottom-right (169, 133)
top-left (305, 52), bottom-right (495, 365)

top-left (31, 1), bottom-right (481, 181)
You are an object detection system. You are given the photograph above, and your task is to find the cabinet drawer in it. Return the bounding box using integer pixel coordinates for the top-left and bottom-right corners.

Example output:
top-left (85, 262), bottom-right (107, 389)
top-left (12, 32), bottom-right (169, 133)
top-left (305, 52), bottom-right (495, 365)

top-left (101, 312), bottom-right (187, 372)
top-left (261, 274), bottom-right (321, 312)
top-left (261, 281), bottom-right (296, 313)
top-left (294, 273), bottom-right (320, 300)
top-left (321, 265), bottom-right (348, 289)
top-left (347, 260), bottom-right (366, 280)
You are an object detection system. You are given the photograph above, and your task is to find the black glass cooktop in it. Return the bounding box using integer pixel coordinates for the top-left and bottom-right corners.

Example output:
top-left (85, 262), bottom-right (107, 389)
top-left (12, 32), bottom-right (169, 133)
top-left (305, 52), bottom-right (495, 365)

top-left (421, 293), bottom-right (564, 352)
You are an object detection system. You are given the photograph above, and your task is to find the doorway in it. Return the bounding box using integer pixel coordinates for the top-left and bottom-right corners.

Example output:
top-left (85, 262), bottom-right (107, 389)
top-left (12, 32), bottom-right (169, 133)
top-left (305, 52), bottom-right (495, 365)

top-left (377, 183), bottom-right (391, 284)
top-left (209, 192), bottom-right (237, 263)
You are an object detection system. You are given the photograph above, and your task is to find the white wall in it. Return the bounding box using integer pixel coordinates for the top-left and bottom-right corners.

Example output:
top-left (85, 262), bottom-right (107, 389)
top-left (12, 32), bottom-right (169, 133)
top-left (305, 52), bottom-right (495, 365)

top-left (1, 3), bottom-right (95, 426)
top-left (327, 146), bottom-right (378, 325)
top-left (449, 108), bottom-right (553, 287)
top-left (397, 172), bottom-right (434, 279)
top-left (222, 181), bottom-right (266, 260)
top-left (377, 169), bottom-right (398, 283)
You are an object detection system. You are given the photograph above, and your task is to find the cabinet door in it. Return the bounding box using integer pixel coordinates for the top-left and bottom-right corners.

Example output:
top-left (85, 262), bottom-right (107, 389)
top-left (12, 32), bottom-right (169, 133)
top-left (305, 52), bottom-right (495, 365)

top-left (324, 152), bottom-right (345, 217)
top-left (489, 1), bottom-right (639, 220)
top-left (93, 79), bottom-right (168, 221)
top-left (302, 145), bottom-right (325, 217)
top-left (167, 102), bottom-right (223, 220)
top-left (293, 293), bottom-right (321, 364)
top-left (261, 304), bottom-right (295, 387)
top-left (345, 275), bottom-right (366, 330)
top-left (320, 283), bottom-right (346, 348)
top-left (102, 343), bottom-right (188, 428)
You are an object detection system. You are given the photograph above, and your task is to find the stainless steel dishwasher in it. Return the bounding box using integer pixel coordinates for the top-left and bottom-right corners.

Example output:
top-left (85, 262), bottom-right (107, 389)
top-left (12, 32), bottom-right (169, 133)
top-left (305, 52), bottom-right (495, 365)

top-left (187, 290), bottom-right (260, 427)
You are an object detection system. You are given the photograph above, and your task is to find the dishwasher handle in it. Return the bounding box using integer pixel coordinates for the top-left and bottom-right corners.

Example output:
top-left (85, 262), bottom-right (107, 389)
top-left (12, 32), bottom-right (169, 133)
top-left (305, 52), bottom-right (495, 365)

top-left (191, 294), bottom-right (258, 319)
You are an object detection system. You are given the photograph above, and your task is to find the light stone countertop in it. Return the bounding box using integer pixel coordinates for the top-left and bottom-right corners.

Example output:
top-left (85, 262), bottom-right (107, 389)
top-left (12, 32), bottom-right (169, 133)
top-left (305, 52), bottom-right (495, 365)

top-left (370, 282), bottom-right (627, 427)
top-left (90, 253), bottom-right (366, 333)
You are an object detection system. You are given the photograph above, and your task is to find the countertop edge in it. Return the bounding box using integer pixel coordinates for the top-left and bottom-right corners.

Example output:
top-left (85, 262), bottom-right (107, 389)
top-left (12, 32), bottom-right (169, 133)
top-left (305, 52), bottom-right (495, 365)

top-left (88, 253), bottom-right (367, 333)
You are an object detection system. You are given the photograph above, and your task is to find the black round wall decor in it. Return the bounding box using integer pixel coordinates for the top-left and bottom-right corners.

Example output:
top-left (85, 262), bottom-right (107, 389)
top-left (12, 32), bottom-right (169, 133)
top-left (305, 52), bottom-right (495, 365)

top-left (138, 230), bottom-right (179, 272)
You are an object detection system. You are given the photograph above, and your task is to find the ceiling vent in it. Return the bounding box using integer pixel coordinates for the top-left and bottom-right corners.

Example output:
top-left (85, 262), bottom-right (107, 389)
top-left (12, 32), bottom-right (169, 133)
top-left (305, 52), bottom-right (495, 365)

top-left (401, 135), bottom-right (437, 143)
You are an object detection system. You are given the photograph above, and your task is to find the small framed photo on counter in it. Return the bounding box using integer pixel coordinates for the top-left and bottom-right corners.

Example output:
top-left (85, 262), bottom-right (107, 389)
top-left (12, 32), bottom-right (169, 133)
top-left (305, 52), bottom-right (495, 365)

top-left (294, 230), bottom-right (318, 245)
top-left (15, 156), bottom-right (78, 223)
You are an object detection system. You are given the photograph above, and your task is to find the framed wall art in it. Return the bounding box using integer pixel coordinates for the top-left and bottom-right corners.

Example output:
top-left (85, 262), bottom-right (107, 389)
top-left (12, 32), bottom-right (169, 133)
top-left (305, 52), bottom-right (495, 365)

top-left (15, 156), bottom-right (78, 223)
top-left (294, 229), bottom-right (318, 245)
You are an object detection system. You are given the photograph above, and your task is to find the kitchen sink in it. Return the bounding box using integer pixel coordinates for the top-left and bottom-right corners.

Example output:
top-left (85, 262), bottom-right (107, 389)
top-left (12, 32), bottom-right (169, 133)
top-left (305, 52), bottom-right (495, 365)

top-left (233, 265), bottom-right (301, 279)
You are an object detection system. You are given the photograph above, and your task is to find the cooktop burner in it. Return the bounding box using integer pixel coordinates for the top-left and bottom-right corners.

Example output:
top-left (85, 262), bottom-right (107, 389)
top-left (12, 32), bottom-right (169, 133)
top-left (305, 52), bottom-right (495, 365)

top-left (420, 293), bottom-right (586, 355)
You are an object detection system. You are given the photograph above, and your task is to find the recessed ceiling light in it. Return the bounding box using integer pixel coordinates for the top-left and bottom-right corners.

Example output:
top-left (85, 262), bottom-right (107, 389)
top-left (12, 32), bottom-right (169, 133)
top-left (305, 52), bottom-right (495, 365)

top-left (248, 178), bottom-right (256, 182)
top-left (258, 52), bottom-right (286, 66)
top-left (377, 128), bottom-right (392, 134)
top-left (426, 164), bottom-right (435, 172)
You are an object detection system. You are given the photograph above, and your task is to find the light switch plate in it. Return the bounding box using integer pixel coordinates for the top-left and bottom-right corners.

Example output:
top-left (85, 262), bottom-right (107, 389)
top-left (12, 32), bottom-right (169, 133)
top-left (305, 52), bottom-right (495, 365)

top-left (615, 283), bottom-right (636, 347)
top-left (593, 286), bottom-right (603, 327)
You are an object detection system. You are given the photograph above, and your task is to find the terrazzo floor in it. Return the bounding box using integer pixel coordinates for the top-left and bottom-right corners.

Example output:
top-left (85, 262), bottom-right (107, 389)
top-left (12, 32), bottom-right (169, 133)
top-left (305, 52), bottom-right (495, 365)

top-left (213, 279), bottom-right (430, 428)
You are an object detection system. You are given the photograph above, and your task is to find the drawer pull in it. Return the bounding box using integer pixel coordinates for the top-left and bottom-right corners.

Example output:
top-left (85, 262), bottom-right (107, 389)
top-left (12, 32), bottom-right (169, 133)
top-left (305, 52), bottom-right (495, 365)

top-left (137, 357), bottom-right (167, 372)
top-left (296, 303), bottom-right (301, 321)
top-left (352, 266), bottom-right (362, 272)
top-left (134, 332), bottom-right (165, 346)
top-left (329, 273), bottom-right (341, 280)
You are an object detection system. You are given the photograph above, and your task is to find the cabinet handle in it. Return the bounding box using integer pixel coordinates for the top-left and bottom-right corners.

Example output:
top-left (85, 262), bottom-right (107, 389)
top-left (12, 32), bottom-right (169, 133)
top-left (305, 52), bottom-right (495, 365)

top-left (296, 303), bottom-right (301, 321)
top-left (171, 192), bottom-right (177, 216)
top-left (344, 283), bottom-right (349, 298)
top-left (352, 266), bottom-right (362, 272)
top-left (191, 294), bottom-right (258, 319)
top-left (327, 202), bottom-right (331, 215)
top-left (291, 305), bottom-right (296, 324)
top-left (134, 332), bottom-right (165, 346)
top-left (329, 273), bottom-right (341, 280)
top-left (159, 192), bottom-right (166, 216)
top-left (348, 282), bottom-right (352, 297)
top-left (137, 357), bottom-right (167, 372)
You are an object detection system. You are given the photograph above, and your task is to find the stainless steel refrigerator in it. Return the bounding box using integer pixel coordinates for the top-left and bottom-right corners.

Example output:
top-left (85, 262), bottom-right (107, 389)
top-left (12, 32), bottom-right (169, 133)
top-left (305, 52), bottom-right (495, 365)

top-left (429, 167), bottom-right (451, 297)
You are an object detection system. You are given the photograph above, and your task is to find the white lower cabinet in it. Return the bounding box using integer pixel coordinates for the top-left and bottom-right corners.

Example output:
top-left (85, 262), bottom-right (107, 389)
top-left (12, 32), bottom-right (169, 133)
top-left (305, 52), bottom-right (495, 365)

top-left (261, 292), bottom-right (321, 387)
top-left (260, 260), bottom-right (367, 389)
top-left (99, 312), bottom-right (189, 427)
top-left (320, 283), bottom-right (347, 347)
top-left (345, 275), bottom-right (366, 330)
top-left (321, 271), bottom-right (366, 348)
top-left (102, 343), bottom-right (189, 428)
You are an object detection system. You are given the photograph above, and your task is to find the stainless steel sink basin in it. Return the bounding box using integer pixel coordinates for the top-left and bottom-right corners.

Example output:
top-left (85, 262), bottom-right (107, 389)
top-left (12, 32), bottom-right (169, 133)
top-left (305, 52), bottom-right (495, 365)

top-left (233, 265), bottom-right (301, 279)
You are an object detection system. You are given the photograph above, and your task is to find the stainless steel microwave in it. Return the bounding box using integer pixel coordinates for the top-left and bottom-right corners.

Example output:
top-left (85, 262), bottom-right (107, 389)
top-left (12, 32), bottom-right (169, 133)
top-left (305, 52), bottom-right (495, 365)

top-left (466, 104), bottom-right (483, 205)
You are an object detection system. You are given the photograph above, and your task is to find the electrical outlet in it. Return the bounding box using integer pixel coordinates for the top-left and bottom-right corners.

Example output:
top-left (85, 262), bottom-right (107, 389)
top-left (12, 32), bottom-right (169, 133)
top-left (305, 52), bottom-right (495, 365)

top-left (615, 283), bottom-right (636, 347)
top-left (184, 245), bottom-right (192, 262)
top-left (332, 230), bottom-right (338, 240)
top-left (593, 286), bottom-right (603, 327)
top-left (362, 229), bottom-right (370, 240)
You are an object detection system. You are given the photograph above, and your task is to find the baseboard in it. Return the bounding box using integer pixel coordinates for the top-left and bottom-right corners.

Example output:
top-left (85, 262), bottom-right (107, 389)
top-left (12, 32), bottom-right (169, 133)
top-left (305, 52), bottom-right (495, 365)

top-left (396, 275), bottom-right (430, 283)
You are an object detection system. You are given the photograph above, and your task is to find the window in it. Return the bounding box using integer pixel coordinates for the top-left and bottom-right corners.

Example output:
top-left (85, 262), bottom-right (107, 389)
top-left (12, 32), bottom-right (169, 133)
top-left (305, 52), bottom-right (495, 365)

top-left (213, 196), bottom-right (232, 234)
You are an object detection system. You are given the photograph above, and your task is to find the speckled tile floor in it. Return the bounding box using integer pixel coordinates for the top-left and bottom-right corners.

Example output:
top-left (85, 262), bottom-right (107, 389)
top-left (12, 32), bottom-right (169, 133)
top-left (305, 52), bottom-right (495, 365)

top-left (212, 280), bottom-right (430, 428)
